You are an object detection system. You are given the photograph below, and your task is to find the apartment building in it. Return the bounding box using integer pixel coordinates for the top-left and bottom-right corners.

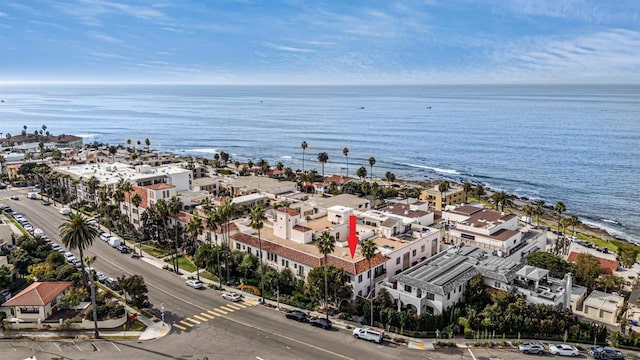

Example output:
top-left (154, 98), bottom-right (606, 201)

top-left (419, 185), bottom-right (466, 211)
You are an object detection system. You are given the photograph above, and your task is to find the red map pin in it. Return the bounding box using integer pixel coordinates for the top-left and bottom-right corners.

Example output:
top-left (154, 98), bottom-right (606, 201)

top-left (348, 214), bottom-right (359, 258)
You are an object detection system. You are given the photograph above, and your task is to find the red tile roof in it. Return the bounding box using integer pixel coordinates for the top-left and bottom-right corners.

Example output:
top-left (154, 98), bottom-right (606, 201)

top-left (277, 207), bottom-right (300, 216)
top-left (324, 175), bottom-right (352, 185)
top-left (293, 225), bottom-right (312, 232)
top-left (2, 282), bottom-right (72, 307)
top-left (146, 183), bottom-right (175, 190)
top-left (231, 233), bottom-right (388, 275)
top-left (567, 252), bottom-right (619, 274)
top-left (125, 186), bottom-right (149, 209)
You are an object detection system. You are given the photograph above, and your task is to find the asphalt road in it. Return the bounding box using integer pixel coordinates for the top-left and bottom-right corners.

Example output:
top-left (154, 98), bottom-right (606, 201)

top-left (1, 188), bottom-right (421, 359)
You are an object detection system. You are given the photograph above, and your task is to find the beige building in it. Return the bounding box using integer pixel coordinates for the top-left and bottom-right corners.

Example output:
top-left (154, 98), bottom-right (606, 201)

top-left (1, 282), bottom-right (72, 322)
top-left (420, 185), bottom-right (466, 211)
top-left (582, 290), bottom-right (624, 324)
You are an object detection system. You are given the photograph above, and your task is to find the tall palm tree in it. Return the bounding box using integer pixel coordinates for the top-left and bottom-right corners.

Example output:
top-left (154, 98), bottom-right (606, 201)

top-left (131, 193), bottom-right (142, 255)
top-left (59, 213), bottom-right (99, 288)
top-left (368, 157), bottom-right (376, 180)
top-left (250, 205), bottom-right (267, 303)
top-left (554, 201), bottom-right (566, 231)
top-left (491, 191), bottom-right (509, 211)
top-left (533, 200), bottom-right (545, 226)
top-left (145, 138), bottom-right (151, 153)
top-left (360, 239), bottom-right (377, 326)
top-left (356, 166), bottom-right (367, 180)
top-left (301, 141), bottom-right (308, 173)
top-left (186, 214), bottom-right (204, 280)
top-left (83, 255), bottom-right (99, 338)
top-left (317, 152), bottom-right (329, 178)
top-left (385, 171), bottom-right (395, 187)
top-left (522, 204), bottom-right (534, 224)
top-left (438, 181), bottom-right (450, 209)
top-left (219, 199), bottom-right (234, 284)
top-left (206, 209), bottom-right (223, 289)
top-left (568, 215), bottom-right (580, 236)
top-left (117, 179), bottom-right (134, 228)
top-left (86, 176), bottom-right (100, 207)
top-left (316, 230), bottom-right (335, 320)
top-left (342, 147), bottom-right (349, 177)
top-left (462, 182), bottom-right (473, 203)
top-left (168, 196), bottom-right (183, 273)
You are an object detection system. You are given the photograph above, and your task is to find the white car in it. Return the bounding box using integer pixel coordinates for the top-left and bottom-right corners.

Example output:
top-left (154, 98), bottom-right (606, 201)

top-left (96, 272), bottom-right (108, 283)
top-left (549, 344), bottom-right (579, 357)
top-left (222, 292), bottom-right (243, 302)
top-left (59, 207), bottom-right (71, 215)
top-left (186, 279), bottom-right (204, 289)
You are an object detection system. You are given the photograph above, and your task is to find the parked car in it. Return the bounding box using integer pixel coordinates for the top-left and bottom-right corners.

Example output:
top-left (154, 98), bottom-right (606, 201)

top-left (352, 326), bottom-right (384, 343)
top-left (285, 310), bottom-right (309, 322)
top-left (222, 292), bottom-right (243, 302)
top-left (549, 344), bottom-right (579, 357)
top-left (518, 342), bottom-right (545, 354)
top-left (105, 277), bottom-right (118, 289)
top-left (186, 279), bottom-right (204, 289)
top-left (116, 245), bottom-right (128, 253)
top-left (72, 259), bottom-right (82, 269)
top-left (59, 207), bottom-right (70, 215)
top-left (310, 318), bottom-right (332, 330)
top-left (10, 195), bottom-right (19, 200)
top-left (51, 244), bottom-right (62, 251)
top-left (589, 346), bottom-right (625, 359)
top-left (99, 233), bottom-right (111, 241)
top-left (108, 236), bottom-right (121, 248)
top-left (41, 199), bottom-right (50, 206)
top-left (96, 272), bottom-right (108, 283)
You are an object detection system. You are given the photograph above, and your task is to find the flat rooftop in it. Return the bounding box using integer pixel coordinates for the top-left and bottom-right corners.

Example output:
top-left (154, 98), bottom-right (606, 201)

top-left (55, 162), bottom-right (190, 185)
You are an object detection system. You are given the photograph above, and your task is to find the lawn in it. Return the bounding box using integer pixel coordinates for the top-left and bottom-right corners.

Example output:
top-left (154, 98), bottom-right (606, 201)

top-left (165, 256), bottom-right (197, 273)
top-left (141, 244), bottom-right (170, 258)
top-left (7, 217), bottom-right (30, 237)
top-left (201, 270), bottom-right (219, 282)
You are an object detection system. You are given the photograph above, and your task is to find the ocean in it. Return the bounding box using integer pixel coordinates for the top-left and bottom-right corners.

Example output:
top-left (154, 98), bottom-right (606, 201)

top-left (0, 84), bottom-right (638, 242)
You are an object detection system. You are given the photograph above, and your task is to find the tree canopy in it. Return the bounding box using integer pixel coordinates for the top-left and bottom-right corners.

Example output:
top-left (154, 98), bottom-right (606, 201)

top-left (526, 252), bottom-right (574, 279)
top-left (305, 265), bottom-right (352, 309)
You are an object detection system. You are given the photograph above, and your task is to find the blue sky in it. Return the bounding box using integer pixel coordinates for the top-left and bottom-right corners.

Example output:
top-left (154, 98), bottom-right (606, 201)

top-left (1, 0), bottom-right (639, 84)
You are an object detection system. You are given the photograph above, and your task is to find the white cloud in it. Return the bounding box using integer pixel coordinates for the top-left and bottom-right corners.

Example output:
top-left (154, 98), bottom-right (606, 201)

top-left (264, 42), bottom-right (316, 53)
top-left (89, 51), bottom-right (130, 60)
top-left (490, 29), bottom-right (640, 82)
top-left (89, 32), bottom-right (122, 44)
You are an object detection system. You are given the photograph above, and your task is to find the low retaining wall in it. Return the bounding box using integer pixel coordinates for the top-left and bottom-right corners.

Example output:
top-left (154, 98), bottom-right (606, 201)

top-left (5, 314), bottom-right (127, 330)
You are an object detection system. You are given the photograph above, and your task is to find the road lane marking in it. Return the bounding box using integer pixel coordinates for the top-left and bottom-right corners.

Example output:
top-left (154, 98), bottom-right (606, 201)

top-left (54, 342), bottom-right (62, 352)
top-left (193, 314), bottom-right (208, 322)
top-left (91, 342), bottom-right (100, 352)
top-left (93, 256), bottom-right (353, 360)
top-left (468, 348), bottom-right (477, 360)
top-left (73, 341), bottom-right (82, 351)
top-left (219, 305), bottom-right (237, 312)
top-left (173, 323), bottom-right (187, 331)
top-left (225, 303), bottom-right (244, 310)
top-left (233, 302), bottom-right (247, 308)
top-left (186, 317), bottom-right (201, 324)
top-left (111, 342), bottom-right (121, 351)
top-left (206, 310), bottom-right (218, 316)
top-left (200, 312), bottom-right (215, 319)
top-left (212, 308), bottom-right (229, 315)
top-left (179, 320), bottom-right (195, 327)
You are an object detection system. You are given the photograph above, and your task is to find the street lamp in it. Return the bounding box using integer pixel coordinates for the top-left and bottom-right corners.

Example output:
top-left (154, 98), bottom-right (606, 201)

top-left (160, 303), bottom-right (165, 323)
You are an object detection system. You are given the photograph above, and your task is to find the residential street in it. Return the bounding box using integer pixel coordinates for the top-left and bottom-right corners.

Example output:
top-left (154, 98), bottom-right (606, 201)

top-left (1, 189), bottom-right (419, 359)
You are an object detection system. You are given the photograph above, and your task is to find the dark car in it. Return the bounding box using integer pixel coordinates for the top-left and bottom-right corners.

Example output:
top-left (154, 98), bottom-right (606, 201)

top-left (589, 346), bottom-right (625, 360)
top-left (310, 318), bottom-right (332, 330)
top-left (116, 245), bottom-right (128, 253)
top-left (285, 310), bottom-right (309, 322)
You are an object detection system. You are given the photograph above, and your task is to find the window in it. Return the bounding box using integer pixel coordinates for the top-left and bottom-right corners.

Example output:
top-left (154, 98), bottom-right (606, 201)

top-left (367, 270), bottom-right (370, 279)
top-left (412, 249), bottom-right (417, 257)
top-left (421, 245), bottom-right (425, 253)
top-left (19, 307), bottom-right (39, 314)
top-left (447, 293), bottom-right (451, 300)
top-left (404, 284), bottom-right (412, 293)
top-left (298, 266), bottom-right (304, 277)
top-left (426, 292), bottom-right (434, 300)
top-left (236, 243), bottom-right (241, 250)
top-left (358, 274), bottom-right (363, 283)
top-left (396, 257), bottom-right (400, 265)
top-left (416, 289), bottom-right (422, 298)
top-left (247, 247), bottom-right (252, 254)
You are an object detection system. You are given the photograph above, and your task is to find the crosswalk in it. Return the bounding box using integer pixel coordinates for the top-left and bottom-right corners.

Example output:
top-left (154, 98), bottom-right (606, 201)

top-left (172, 299), bottom-right (258, 331)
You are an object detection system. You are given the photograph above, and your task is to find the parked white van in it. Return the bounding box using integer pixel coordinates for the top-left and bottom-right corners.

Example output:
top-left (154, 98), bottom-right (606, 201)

top-left (352, 327), bottom-right (384, 343)
top-left (59, 207), bottom-right (71, 215)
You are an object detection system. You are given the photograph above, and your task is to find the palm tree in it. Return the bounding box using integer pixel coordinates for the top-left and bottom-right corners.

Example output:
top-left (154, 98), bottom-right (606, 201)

top-left (117, 179), bottom-right (133, 230)
top-left (368, 157), bottom-right (376, 180)
top-left (126, 139), bottom-right (132, 151)
top-left (438, 181), bottom-right (450, 209)
top-left (462, 182), bottom-right (473, 203)
top-left (316, 230), bottom-right (335, 320)
top-left (59, 213), bottom-right (99, 288)
top-left (250, 205), bottom-right (267, 303)
top-left (86, 175), bottom-right (100, 206)
top-left (219, 199), bottom-right (235, 284)
top-left (554, 201), bottom-right (566, 231)
top-left (301, 141), bottom-right (308, 173)
top-left (206, 209), bottom-right (223, 289)
top-left (385, 171), bottom-right (395, 187)
top-left (83, 255), bottom-right (99, 338)
top-left (145, 138), bottom-right (151, 153)
top-left (522, 204), bottom-right (534, 224)
top-left (186, 214), bottom-right (204, 280)
top-left (491, 191), bottom-right (509, 211)
top-left (533, 200), bottom-right (545, 226)
top-left (342, 147), bottom-right (349, 177)
top-left (131, 193), bottom-right (142, 255)
top-left (568, 215), bottom-right (580, 236)
top-left (168, 196), bottom-right (183, 273)
top-left (360, 239), bottom-right (377, 326)
top-left (317, 152), bottom-right (329, 178)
